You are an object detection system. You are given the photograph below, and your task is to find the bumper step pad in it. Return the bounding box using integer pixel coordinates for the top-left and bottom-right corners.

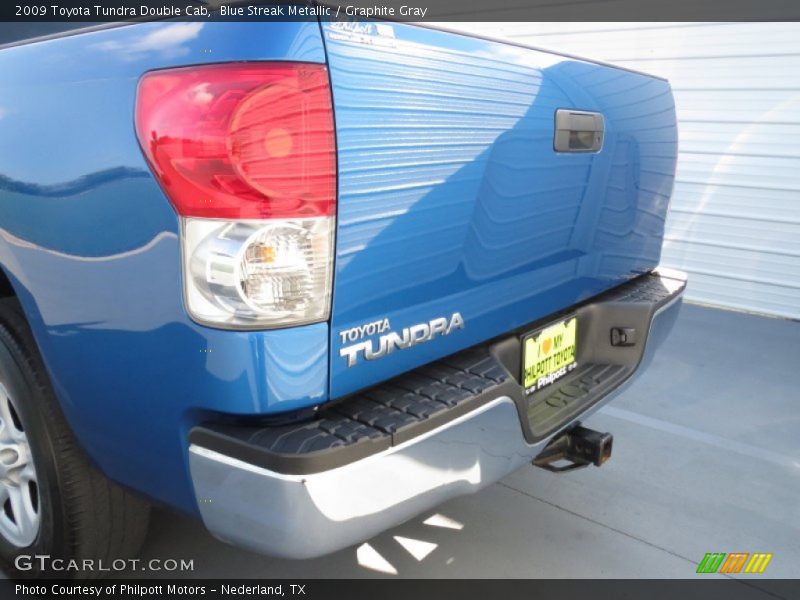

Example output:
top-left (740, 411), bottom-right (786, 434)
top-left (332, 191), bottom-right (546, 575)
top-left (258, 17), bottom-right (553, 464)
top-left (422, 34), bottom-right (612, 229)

top-left (190, 352), bottom-right (516, 475)
top-left (190, 269), bottom-right (686, 475)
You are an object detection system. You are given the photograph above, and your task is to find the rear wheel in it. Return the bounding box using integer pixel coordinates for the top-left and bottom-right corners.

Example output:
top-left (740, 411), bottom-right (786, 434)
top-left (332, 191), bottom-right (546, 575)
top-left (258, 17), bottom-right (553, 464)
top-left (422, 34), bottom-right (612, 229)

top-left (0, 382), bottom-right (41, 549)
top-left (0, 298), bottom-right (150, 579)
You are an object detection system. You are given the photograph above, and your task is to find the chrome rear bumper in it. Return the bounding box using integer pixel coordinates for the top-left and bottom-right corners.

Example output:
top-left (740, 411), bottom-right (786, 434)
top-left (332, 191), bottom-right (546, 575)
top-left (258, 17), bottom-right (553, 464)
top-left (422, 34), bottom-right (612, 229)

top-left (189, 269), bottom-right (685, 558)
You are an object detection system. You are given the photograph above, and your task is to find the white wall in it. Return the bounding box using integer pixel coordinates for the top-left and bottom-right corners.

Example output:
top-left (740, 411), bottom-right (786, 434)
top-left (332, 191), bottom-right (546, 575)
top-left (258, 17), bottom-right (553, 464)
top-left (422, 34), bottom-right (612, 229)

top-left (446, 22), bottom-right (800, 319)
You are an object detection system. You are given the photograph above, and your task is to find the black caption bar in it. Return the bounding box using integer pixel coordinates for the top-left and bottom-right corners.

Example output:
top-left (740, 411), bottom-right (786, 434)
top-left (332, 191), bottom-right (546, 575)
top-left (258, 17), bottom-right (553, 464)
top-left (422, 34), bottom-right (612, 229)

top-left (1, 0), bottom-right (800, 23)
top-left (3, 579), bottom-right (800, 600)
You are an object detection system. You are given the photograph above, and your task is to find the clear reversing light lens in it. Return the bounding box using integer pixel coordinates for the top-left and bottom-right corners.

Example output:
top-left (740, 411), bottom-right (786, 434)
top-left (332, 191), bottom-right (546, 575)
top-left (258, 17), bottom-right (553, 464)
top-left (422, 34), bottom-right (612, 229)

top-left (184, 217), bottom-right (334, 328)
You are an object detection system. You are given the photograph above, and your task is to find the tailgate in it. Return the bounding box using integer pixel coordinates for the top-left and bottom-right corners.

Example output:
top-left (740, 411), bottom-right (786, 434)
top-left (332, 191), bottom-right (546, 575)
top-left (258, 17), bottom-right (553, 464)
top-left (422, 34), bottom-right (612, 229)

top-left (323, 22), bottom-right (677, 398)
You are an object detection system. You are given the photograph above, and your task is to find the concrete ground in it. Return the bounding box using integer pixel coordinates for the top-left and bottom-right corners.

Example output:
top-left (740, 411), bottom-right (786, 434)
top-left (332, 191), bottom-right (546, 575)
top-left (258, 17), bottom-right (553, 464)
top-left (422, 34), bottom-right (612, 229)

top-left (128, 304), bottom-right (800, 579)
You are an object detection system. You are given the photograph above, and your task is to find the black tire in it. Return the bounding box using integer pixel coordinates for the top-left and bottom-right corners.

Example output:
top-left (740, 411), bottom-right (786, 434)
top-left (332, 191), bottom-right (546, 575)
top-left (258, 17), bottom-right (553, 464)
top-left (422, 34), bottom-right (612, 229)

top-left (0, 298), bottom-right (150, 579)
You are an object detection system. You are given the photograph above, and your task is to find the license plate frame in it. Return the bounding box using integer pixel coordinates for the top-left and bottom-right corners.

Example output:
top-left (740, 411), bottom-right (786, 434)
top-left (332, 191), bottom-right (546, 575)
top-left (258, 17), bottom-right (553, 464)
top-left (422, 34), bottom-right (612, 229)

top-left (521, 315), bottom-right (578, 395)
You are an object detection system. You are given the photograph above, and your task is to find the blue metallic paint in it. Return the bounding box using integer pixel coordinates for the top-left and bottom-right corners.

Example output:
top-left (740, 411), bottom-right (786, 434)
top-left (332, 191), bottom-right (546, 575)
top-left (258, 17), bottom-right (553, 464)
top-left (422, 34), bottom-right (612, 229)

top-left (322, 22), bottom-right (677, 397)
top-left (0, 21), bottom-right (329, 514)
top-left (0, 20), bottom-right (677, 516)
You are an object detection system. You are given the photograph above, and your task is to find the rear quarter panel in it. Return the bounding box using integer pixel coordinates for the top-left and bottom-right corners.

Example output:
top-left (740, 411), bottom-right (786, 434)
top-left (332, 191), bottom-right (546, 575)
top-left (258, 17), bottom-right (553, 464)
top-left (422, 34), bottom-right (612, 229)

top-left (0, 21), bottom-right (328, 513)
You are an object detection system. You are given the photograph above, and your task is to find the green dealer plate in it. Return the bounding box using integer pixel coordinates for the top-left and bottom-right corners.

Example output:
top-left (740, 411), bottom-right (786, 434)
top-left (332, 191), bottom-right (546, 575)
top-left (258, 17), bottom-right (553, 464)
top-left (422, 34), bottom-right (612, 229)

top-left (522, 316), bottom-right (578, 394)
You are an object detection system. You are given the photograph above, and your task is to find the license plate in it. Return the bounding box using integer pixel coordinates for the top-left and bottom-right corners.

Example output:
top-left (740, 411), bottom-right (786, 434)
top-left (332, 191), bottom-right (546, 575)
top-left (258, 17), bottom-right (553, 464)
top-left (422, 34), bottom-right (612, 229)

top-left (522, 316), bottom-right (578, 394)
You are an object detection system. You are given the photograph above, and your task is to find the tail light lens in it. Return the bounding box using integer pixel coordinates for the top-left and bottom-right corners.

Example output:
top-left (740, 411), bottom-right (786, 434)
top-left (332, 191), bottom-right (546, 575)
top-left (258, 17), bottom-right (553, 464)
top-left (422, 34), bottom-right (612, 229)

top-left (135, 63), bottom-right (336, 329)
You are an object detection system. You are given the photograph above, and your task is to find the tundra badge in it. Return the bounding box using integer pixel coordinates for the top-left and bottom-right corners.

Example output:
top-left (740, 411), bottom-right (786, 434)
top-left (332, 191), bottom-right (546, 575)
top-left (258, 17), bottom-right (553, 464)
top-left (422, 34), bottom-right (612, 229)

top-left (339, 313), bottom-right (464, 367)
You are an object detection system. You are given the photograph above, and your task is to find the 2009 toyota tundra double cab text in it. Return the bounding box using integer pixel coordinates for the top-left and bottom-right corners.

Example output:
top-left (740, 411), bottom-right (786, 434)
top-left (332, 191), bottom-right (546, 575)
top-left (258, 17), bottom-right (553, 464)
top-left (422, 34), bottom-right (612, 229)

top-left (0, 16), bottom-right (685, 577)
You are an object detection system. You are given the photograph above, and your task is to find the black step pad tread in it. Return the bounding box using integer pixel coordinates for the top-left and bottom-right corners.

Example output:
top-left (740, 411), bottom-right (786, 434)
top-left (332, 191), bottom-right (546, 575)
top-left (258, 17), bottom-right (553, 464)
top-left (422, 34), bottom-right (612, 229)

top-left (316, 418), bottom-right (384, 445)
top-left (445, 352), bottom-right (507, 381)
top-left (367, 387), bottom-right (452, 420)
top-left (191, 347), bottom-right (512, 474)
top-left (332, 397), bottom-right (418, 434)
top-left (210, 415), bottom-right (385, 453)
top-left (418, 383), bottom-right (473, 406)
top-left (611, 273), bottom-right (681, 304)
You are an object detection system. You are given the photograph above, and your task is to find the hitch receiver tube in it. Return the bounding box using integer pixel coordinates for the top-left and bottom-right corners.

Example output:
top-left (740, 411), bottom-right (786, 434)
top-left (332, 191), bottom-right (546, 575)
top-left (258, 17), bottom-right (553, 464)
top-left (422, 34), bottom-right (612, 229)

top-left (533, 424), bottom-right (613, 472)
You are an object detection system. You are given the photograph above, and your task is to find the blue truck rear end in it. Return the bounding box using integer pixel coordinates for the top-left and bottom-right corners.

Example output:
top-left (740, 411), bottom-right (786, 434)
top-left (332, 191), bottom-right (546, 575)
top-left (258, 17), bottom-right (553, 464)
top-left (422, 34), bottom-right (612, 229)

top-left (0, 18), bottom-right (684, 565)
top-left (324, 21), bottom-right (678, 397)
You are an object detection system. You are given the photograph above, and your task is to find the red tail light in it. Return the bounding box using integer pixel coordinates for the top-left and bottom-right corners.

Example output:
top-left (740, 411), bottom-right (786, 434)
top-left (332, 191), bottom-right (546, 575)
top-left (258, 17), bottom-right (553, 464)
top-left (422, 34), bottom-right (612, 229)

top-left (135, 62), bottom-right (336, 219)
top-left (136, 63), bottom-right (337, 329)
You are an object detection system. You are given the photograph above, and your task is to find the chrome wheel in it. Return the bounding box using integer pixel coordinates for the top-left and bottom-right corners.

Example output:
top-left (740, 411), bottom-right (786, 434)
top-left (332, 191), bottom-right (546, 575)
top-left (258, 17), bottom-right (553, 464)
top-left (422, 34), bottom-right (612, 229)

top-left (0, 382), bottom-right (39, 547)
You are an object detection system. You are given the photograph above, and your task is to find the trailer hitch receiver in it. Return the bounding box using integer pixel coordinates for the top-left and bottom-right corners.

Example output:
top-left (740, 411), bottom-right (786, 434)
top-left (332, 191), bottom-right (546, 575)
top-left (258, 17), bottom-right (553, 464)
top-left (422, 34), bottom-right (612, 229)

top-left (533, 424), bottom-right (613, 472)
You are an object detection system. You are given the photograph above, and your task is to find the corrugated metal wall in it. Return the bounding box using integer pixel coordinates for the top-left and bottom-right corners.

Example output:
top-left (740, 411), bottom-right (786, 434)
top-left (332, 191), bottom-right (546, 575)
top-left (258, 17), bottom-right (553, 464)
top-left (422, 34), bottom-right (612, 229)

top-left (446, 22), bottom-right (800, 319)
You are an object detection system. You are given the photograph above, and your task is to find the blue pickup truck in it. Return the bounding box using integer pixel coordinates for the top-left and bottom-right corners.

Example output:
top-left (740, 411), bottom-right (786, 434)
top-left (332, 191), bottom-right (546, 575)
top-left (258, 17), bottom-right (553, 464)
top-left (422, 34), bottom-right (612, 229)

top-left (0, 17), bottom-right (685, 576)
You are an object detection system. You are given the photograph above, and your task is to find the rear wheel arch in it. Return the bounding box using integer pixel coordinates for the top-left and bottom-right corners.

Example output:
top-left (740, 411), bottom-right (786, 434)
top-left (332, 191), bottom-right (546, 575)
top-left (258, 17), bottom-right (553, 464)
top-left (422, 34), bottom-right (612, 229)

top-left (0, 267), bottom-right (15, 300)
top-left (0, 268), bottom-right (151, 578)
